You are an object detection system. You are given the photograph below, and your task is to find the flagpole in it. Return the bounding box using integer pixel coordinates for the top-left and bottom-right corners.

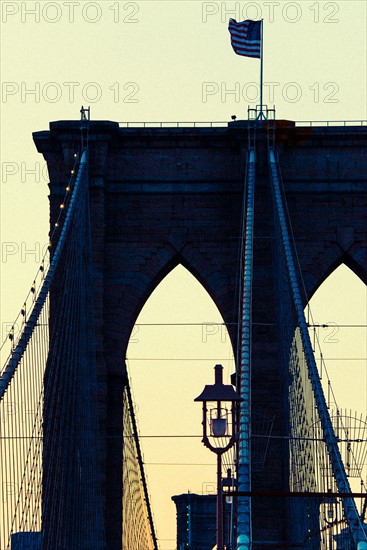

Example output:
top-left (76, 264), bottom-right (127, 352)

top-left (259, 18), bottom-right (264, 119)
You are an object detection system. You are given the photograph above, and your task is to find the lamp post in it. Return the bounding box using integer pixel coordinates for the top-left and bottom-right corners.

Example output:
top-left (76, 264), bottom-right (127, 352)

top-left (194, 364), bottom-right (241, 550)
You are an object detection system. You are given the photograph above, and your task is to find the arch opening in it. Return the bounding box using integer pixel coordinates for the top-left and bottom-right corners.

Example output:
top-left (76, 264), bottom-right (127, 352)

top-left (126, 264), bottom-right (236, 547)
top-left (307, 253), bottom-right (367, 301)
top-left (307, 263), bottom-right (366, 412)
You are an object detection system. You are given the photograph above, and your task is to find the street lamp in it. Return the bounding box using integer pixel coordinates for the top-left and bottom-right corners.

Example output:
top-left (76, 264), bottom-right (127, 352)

top-left (194, 364), bottom-right (241, 550)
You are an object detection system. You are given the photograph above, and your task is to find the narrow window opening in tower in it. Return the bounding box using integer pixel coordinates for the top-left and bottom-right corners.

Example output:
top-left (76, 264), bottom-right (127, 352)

top-left (126, 264), bottom-right (236, 547)
top-left (306, 263), bottom-right (367, 494)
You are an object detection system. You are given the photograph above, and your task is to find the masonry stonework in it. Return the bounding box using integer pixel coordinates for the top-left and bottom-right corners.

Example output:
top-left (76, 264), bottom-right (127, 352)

top-left (34, 121), bottom-right (367, 549)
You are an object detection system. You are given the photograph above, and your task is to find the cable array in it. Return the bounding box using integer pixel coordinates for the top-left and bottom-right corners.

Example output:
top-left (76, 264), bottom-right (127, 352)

top-left (0, 140), bottom-right (158, 550)
top-left (0, 151), bottom-right (87, 549)
top-left (41, 150), bottom-right (106, 549)
top-left (0, 299), bottom-right (47, 549)
top-left (236, 147), bottom-right (256, 550)
top-left (269, 146), bottom-right (367, 548)
top-left (122, 384), bottom-right (158, 550)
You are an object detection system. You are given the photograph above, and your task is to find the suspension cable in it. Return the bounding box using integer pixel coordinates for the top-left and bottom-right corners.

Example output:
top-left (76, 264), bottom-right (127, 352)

top-left (268, 146), bottom-right (367, 548)
top-left (0, 150), bottom-right (89, 401)
top-left (237, 147), bottom-right (256, 550)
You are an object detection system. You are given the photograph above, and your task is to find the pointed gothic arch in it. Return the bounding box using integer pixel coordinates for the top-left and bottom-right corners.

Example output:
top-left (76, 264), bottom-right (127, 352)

top-left (307, 262), bottom-right (367, 414)
top-left (306, 252), bottom-right (367, 301)
top-left (125, 263), bottom-right (237, 546)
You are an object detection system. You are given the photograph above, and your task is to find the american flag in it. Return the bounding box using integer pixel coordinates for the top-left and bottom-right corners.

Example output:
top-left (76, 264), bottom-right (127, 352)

top-left (228, 19), bottom-right (261, 58)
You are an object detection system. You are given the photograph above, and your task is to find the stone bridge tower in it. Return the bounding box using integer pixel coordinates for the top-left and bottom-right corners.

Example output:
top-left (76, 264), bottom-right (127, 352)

top-left (34, 120), bottom-right (367, 549)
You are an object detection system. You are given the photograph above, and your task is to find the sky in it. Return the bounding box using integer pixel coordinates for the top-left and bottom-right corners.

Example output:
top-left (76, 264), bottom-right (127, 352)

top-left (0, 1), bottom-right (367, 548)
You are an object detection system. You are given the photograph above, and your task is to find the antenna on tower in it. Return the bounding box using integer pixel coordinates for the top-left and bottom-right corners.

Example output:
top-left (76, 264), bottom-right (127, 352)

top-left (80, 106), bottom-right (90, 149)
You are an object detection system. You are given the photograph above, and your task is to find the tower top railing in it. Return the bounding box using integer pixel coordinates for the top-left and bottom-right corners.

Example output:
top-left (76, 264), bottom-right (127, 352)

top-left (295, 119), bottom-right (367, 127)
top-left (118, 121), bottom-right (229, 127)
top-left (117, 120), bottom-right (367, 128)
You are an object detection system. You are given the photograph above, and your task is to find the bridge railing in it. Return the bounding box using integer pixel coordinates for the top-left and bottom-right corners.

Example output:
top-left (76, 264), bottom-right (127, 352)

top-left (118, 121), bottom-right (229, 127)
top-left (294, 120), bottom-right (367, 127)
top-left (118, 120), bottom-right (367, 128)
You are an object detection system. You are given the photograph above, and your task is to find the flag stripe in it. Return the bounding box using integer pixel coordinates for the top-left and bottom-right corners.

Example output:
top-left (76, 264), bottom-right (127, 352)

top-left (230, 33), bottom-right (260, 43)
top-left (231, 37), bottom-right (261, 47)
top-left (228, 19), bottom-right (261, 59)
top-left (229, 22), bottom-right (249, 29)
top-left (229, 29), bottom-right (260, 42)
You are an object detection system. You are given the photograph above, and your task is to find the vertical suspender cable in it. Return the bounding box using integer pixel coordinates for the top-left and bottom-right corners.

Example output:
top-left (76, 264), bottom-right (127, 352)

top-left (237, 148), bottom-right (256, 550)
top-left (126, 384), bottom-right (158, 550)
top-left (0, 150), bottom-right (88, 401)
top-left (268, 147), bottom-right (367, 549)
